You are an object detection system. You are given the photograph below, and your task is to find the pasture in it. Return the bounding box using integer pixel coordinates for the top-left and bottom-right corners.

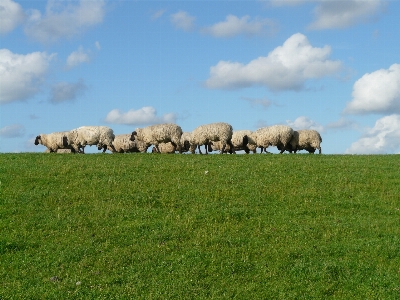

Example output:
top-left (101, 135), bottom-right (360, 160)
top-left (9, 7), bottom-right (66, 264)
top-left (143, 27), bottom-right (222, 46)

top-left (1, 153), bottom-right (399, 299)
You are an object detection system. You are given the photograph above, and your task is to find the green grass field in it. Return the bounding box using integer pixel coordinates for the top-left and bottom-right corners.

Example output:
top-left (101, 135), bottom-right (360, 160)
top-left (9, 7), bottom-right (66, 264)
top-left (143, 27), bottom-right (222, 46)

top-left (1, 153), bottom-right (400, 299)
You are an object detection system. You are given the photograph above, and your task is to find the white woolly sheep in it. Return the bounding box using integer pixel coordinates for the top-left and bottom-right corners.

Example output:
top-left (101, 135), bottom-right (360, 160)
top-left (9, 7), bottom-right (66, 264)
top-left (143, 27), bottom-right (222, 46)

top-left (67, 126), bottom-right (115, 154)
top-left (189, 122), bottom-right (234, 154)
top-left (248, 125), bottom-right (294, 154)
top-left (130, 123), bottom-right (183, 154)
top-left (287, 129), bottom-right (322, 154)
top-left (107, 134), bottom-right (148, 153)
top-left (34, 132), bottom-right (75, 153)
top-left (151, 142), bottom-right (176, 154)
top-left (209, 130), bottom-right (256, 154)
top-left (180, 132), bottom-right (192, 153)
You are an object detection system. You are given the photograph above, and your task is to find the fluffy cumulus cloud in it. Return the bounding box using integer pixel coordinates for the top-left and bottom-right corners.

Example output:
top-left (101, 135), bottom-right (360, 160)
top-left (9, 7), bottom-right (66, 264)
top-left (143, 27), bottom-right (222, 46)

top-left (201, 15), bottom-right (276, 38)
top-left (0, 49), bottom-right (55, 104)
top-left (286, 116), bottom-right (324, 132)
top-left (25, 0), bottom-right (105, 43)
top-left (346, 114), bottom-right (400, 154)
top-left (205, 33), bottom-right (341, 91)
top-left (50, 80), bottom-right (87, 103)
top-left (0, 0), bottom-right (25, 34)
top-left (66, 46), bottom-right (91, 69)
top-left (308, 0), bottom-right (383, 30)
top-left (105, 107), bottom-right (177, 126)
top-left (344, 64), bottom-right (400, 115)
top-left (170, 11), bottom-right (195, 31)
top-left (0, 124), bottom-right (25, 138)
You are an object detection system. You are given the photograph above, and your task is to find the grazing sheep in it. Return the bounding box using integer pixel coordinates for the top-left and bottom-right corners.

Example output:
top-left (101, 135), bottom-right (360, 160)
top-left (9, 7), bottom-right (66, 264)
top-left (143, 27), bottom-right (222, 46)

top-left (130, 123), bottom-right (183, 154)
top-left (248, 125), bottom-right (293, 154)
top-left (288, 129), bottom-right (322, 154)
top-left (209, 130), bottom-right (255, 154)
top-left (107, 134), bottom-right (148, 153)
top-left (189, 122), bottom-right (234, 154)
top-left (34, 132), bottom-right (75, 153)
top-left (67, 126), bottom-right (115, 154)
top-left (180, 132), bottom-right (192, 153)
top-left (151, 142), bottom-right (176, 154)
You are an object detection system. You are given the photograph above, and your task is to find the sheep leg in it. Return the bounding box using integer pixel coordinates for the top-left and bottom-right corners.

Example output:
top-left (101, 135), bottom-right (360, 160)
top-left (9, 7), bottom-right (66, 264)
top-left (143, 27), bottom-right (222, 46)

top-left (171, 141), bottom-right (179, 154)
top-left (198, 145), bottom-right (203, 155)
top-left (227, 140), bottom-right (235, 154)
top-left (220, 143), bottom-right (225, 154)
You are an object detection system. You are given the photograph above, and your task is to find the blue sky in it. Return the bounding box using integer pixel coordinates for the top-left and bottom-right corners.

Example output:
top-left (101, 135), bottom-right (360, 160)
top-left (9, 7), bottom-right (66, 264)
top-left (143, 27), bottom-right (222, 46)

top-left (1, 0), bottom-right (400, 154)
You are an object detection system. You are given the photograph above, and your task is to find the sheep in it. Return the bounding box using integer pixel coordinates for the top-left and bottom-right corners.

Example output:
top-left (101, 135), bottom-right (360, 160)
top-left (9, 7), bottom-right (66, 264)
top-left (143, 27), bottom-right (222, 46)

top-left (130, 123), bottom-right (183, 154)
top-left (288, 129), bottom-right (322, 154)
top-left (151, 142), bottom-right (176, 154)
top-left (189, 122), bottom-right (234, 154)
top-left (209, 130), bottom-right (256, 154)
top-left (107, 134), bottom-right (148, 153)
top-left (180, 132), bottom-right (192, 153)
top-left (248, 125), bottom-right (294, 154)
top-left (67, 126), bottom-right (115, 154)
top-left (34, 132), bottom-right (75, 153)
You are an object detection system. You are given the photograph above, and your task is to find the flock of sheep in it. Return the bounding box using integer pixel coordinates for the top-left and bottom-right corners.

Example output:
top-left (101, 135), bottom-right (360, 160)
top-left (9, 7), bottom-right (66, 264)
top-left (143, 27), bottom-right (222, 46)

top-left (34, 122), bottom-right (322, 155)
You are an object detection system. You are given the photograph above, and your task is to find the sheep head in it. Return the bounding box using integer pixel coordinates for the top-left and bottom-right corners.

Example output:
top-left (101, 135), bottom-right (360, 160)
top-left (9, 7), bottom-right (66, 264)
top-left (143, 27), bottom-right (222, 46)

top-left (34, 135), bottom-right (41, 145)
top-left (130, 131), bottom-right (137, 141)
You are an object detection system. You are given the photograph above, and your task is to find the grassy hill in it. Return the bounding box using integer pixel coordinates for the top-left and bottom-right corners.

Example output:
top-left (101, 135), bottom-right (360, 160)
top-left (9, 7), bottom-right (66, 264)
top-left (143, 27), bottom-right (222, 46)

top-left (1, 153), bottom-right (400, 299)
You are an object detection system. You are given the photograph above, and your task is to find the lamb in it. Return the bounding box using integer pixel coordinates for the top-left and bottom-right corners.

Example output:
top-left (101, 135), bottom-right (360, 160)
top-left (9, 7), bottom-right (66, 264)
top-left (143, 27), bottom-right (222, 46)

top-left (288, 129), bottom-right (322, 154)
top-left (209, 130), bottom-right (256, 154)
top-left (34, 132), bottom-right (75, 153)
top-left (248, 125), bottom-right (294, 154)
top-left (67, 126), bottom-right (115, 154)
top-left (130, 123), bottom-right (183, 154)
top-left (189, 122), bottom-right (234, 154)
top-left (107, 134), bottom-right (148, 153)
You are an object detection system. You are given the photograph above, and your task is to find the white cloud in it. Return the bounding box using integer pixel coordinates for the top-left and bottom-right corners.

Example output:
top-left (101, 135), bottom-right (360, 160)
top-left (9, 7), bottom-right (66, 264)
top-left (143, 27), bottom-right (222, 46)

top-left (0, 124), bottom-right (25, 138)
top-left (170, 11), bottom-right (195, 32)
top-left (50, 80), bottom-right (87, 103)
top-left (25, 0), bottom-right (105, 43)
top-left (152, 9), bottom-right (166, 21)
top-left (66, 46), bottom-right (91, 69)
top-left (105, 107), bottom-right (177, 125)
top-left (0, 0), bottom-right (25, 34)
top-left (201, 15), bottom-right (276, 38)
top-left (286, 116), bottom-right (324, 132)
top-left (241, 96), bottom-right (272, 109)
top-left (344, 64), bottom-right (400, 115)
top-left (95, 41), bottom-right (101, 50)
top-left (346, 114), bottom-right (400, 154)
top-left (326, 117), bottom-right (358, 131)
top-left (205, 33), bottom-right (341, 91)
top-left (0, 48), bottom-right (55, 104)
top-left (308, 0), bottom-right (383, 30)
